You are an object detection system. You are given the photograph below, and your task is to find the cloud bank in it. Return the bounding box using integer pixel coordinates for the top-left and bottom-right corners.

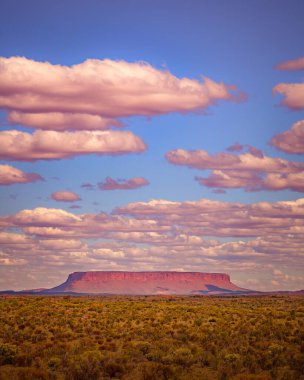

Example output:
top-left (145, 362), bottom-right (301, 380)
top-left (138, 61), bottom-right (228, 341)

top-left (1, 197), bottom-right (304, 291)
top-left (2, 197), bottom-right (303, 240)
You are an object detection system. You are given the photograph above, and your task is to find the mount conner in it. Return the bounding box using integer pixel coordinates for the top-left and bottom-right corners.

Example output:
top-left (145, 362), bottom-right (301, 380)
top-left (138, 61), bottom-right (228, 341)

top-left (44, 271), bottom-right (251, 295)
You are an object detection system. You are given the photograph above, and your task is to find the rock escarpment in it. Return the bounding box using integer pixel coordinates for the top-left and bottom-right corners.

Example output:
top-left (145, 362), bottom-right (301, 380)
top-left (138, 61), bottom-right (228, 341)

top-left (49, 271), bottom-right (247, 295)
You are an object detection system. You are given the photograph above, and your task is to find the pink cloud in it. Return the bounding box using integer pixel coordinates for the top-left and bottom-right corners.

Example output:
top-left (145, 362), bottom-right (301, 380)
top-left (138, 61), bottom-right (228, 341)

top-left (98, 177), bottom-right (149, 190)
top-left (39, 238), bottom-right (85, 250)
top-left (0, 56), bottom-right (243, 120)
top-left (166, 146), bottom-right (304, 191)
top-left (273, 57), bottom-right (304, 110)
top-left (166, 149), bottom-right (239, 169)
top-left (51, 191), bottom-right (81, 202)
top-left (227, 142), bottom-right (243, 152)
top-left (81, 182), bottom-right (95, 190)
top-left (166, 147), bottom-right (303, 172)
top-left (275, 57), bottom-right (304, 71)
top-left (247, 145), bottom-right (264, 158)
top-left (262, 172), bottom-right (304, 191)
top-left (196, 171), bottom-right (304, 192)
top-left (8, 111), bottom-right (123, 131)
top-left (0, 258), bottom-right (27, 266)
top-left (10, 207), bottom-right (82, 227)
top-left (3, 207), bottom-right (166, 238)
top-left (227, 143), bottom-right (264, 157)
top-left (116, 198), bottom-right (244, 217)
top-left (0, 129), bottom-right (146, 161)
top-left (270, 120), bottom-right (304, 154)
top-left (0, 164), bottom-right (43, 185)
top-left (0, 231), bottom-right (33, 244)
top-left (273, 83), bottom-right (304, 110)
top-left (195, 171), bottom-right (263, 191)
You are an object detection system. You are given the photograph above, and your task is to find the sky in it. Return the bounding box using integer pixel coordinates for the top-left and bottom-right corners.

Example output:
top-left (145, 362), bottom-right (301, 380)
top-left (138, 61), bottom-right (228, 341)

top-left (0, 0), bottom-right (303, 291)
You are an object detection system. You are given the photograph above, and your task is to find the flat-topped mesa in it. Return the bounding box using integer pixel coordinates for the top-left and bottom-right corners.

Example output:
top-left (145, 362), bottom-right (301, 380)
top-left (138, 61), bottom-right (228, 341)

top-left (49, 271), bottom-right (247, 295)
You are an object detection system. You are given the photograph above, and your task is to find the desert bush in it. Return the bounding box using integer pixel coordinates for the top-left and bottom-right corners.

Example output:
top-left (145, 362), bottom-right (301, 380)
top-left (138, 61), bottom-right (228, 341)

top-left (0, 343), bottom-right (18, 365)
top-left (0, 294), bottom-right (303, 379)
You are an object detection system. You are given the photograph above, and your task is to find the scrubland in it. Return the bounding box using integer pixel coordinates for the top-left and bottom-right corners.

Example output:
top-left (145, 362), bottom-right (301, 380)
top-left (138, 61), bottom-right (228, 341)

top-left (0, 295), bottom-right (303, 380)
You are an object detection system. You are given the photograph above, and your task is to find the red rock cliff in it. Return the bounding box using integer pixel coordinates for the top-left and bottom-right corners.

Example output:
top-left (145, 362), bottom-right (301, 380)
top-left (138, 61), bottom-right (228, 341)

top-left (49, 271), bottom-right (246, 294)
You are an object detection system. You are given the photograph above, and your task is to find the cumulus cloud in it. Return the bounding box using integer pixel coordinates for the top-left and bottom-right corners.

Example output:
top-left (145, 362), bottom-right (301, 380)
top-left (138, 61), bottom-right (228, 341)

top-left (0, 56), bottom-right (243, 120)
top-left (270, 120), bottom-right (304, 154)
top-left (51, 191), bottom-right (81, 202)
top-left (9, 207), bottom-right (82, 227)
top-left (166, 147), bottom-right (302, 172)
top-left (116, 198), bottom-right (244, 217)
top-left (261, 172), bottom-right (304, 191)
top-left (0, 164), bottom-right (43, 185)
top-left (250, 197), bottom-right (304, 218)
top-left (273, 83), bottom-right (304, 110)
top-left (0, 231), bottom-right (32, 244)
top-left (273, 57), bottom-right (304, 109)
top-left (276, 57), bottom-right (304, 71)
top-left (98, 176), bottom-right (149, 190)
top-left (166, 146), bottom-right (304, 191)
top-left (8, 111), bottom-right (123, 131)
top-left (195, 170), bottom-right (262, 190)
top-left (0, 129), bottom-right (146, 161)
top-left (99, 231), bottom-right (217, 247)
top-left (195, 171), bottom-right (304, 192)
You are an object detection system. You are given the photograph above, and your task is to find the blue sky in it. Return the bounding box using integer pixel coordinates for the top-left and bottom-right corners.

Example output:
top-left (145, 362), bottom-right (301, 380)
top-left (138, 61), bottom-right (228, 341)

top-left (0, 0), bottom-right (303, 291)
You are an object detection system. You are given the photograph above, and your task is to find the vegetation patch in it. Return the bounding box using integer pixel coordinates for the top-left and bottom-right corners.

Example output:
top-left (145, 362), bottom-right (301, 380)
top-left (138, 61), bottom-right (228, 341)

top-left (0, 295), bottom-right (303, 379)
